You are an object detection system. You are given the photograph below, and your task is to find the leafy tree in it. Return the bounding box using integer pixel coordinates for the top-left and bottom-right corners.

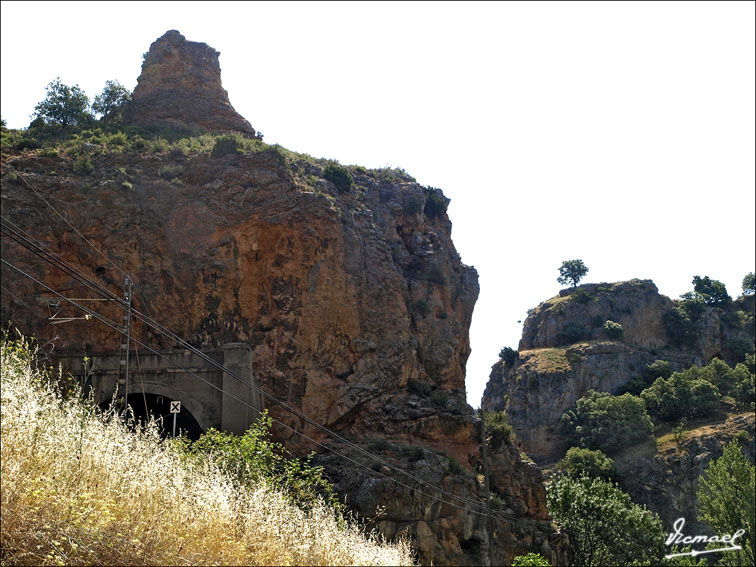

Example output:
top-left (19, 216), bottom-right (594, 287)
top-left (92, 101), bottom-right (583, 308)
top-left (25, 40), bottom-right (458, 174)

top-left (692, 275), bottom-right (731, 306)
top-left (557, 259), bottom-right (589, 288)
top-left (512, 553), bottom-right (550, 566)
top-left (697, 441), bottom-right (754, 566)
top-left (32, 77), bottom-right (92, 127)
top-left (324, 163), bottom-right (353, 193)
top-left (483, 410), bottom-right (513, 448)
top-left (559, 390), bottom-right (654, 454)
top-left (499, 346), bottom-right (518, 367)
top-left (557, 447), bottom-right (615, 480)
top-left (547, 475), bottom-right (666, 566)
top-left (616, 360), bottom-right (674, 396)
top-left (640, 372), bottom-right (721, 422)
top-left (742, 272), bottom-right (755, 296)
top-left (92, 80), bottom-right (131, 121)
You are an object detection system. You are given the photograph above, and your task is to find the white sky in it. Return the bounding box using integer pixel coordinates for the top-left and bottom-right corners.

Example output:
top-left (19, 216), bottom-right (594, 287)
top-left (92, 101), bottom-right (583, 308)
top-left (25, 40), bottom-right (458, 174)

top-left (2, 1), bottom-right (754, 407)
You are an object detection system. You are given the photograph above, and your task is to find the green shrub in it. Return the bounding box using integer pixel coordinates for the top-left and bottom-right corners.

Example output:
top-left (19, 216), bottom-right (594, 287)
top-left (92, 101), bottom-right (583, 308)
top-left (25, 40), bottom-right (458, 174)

top-left (499, 346), bottom-right (518, 367)
top-left (324, 163), bottom-right (353, 193)
top-left (571, 288), bottom-right (593, 304)
top-left (121, 180), bottom-right (133, 190)
top-left (616, 360), bottom-right (674, 396)
top-left (603, 320), bottom-right (624, 341)
top-left (407, 379), bottom-right (431, 397)
top-left (157, 164), bottom-right (184, 179)
top-left (431, 389), bottom-right (449, 409)
top-left (484, 410), bottom-right (513, 448)
top-left (512, 553), bottom-right (551, 566)
top-left (181, 411), bottom-right (340, 512)
top-left (557, 323), bottom-right (588, 345)
top-left (448, 456), bottom-right (464, 474)
top-left (423, 187), bottom-right (449, 218)
top-left (72, 155), bottom-right (94, 175)
top-left (40, 147), bottom-right (60, 157)
top-left (211, 134), bottom-right (243, 157)
top-left (560, 390), bottom-right (654, 454)
top-left (557, 447), bottom-right (615, 480)
top-left (640, 373), bottom-right (721, 421)
top-left (727, 336), bottom-right (755, 362)
top-left (15, 138), bottom-right (41, 151)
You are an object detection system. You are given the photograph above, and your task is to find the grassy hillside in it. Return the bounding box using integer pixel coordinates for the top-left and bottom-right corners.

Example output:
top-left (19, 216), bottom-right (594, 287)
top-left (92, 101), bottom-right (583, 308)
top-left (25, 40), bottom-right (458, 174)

top-left (0, 336), bottom-right (414, 566)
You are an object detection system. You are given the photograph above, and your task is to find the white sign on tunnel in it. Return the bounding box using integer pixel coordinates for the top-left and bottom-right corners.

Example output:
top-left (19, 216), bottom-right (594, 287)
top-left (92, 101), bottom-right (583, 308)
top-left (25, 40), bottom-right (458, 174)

top-left (170, 401), bottom-right (181, 413)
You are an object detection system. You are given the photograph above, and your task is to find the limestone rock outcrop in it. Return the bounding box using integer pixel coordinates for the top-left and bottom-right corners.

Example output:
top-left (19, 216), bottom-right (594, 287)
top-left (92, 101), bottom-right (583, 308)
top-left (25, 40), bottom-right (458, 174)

top-left (123, 30), bottom-right (255, 135)
top-left (483, 279), bottom-right (748, 463)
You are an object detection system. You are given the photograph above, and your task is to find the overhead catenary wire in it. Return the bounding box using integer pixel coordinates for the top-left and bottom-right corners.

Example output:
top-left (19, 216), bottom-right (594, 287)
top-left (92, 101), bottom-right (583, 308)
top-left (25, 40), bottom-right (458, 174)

top-left (0, 256), bottom-right (517, 524)
top-left (1, 174), bottom-right (556, 531)
top-left (3, 257), bottom-right (552, 530)
top-left (0, 219), bottom-right (492, 513)
top-left (1, 216), bottom-right (553, 530)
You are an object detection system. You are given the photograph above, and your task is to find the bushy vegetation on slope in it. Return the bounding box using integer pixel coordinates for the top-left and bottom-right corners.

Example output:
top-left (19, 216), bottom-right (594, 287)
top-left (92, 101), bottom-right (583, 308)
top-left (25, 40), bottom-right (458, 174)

top-left (0, 336), bottom-right (414, 566)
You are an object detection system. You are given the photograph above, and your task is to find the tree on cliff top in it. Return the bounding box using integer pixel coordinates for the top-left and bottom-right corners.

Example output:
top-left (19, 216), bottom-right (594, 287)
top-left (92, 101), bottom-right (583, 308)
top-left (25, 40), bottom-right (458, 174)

top-left (92, 80), bottom-right (131, 122)
top-left (32, 77), bottom-right (92, 128)
top-left (742, 272), bottom-right (755, 296)
top-left (558, 259), bottom-right (589, 288)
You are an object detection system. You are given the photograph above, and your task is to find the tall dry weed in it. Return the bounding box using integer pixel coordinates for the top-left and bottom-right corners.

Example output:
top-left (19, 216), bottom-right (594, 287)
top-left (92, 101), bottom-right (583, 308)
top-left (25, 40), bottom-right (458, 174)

top-left (0, 338), bottom-right (414, 565)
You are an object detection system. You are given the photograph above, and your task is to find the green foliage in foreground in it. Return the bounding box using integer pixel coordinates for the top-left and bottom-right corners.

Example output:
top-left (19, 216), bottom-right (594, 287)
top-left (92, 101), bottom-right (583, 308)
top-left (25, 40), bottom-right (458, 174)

top-left (179, 412), bottom-right (341, 512)
top-left (559, 390), bottom-right (654, 454)
top-left (547, 475), bottom-right (666, 566)
top-left (697, 441), bottom-right (755, 567)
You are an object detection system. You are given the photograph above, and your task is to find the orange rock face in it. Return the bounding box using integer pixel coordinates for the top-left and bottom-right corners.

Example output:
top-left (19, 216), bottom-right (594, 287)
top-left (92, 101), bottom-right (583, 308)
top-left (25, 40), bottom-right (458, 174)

top-left (123, 30), bottom-right (256, 135)
top-left (1, 146), bottom-right (567, 564)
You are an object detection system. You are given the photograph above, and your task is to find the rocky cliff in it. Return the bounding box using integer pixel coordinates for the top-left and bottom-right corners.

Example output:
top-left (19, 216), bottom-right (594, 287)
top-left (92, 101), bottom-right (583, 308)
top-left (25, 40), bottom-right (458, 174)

top-left (483, 279), bottom-right (750, 463)
top-left (615, 412), bottom-right (755, 535)
top-left (0, 31), bottom-right (567, 565)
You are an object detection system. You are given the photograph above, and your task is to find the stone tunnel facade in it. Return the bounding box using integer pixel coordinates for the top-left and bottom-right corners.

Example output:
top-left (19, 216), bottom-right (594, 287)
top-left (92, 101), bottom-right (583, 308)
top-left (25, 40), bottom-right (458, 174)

top-left (52, 343), bottom-right (260, 435)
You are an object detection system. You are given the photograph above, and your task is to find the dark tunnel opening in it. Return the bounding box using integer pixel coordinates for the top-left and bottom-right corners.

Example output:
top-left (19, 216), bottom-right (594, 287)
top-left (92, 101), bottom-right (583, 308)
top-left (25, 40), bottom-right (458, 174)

top-left (101, 393), bottom-right (204, 440)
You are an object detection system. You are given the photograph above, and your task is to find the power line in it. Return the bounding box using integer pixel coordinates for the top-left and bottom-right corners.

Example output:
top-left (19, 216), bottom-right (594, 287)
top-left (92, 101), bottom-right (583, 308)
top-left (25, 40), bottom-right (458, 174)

top-left (1, 220), bottom-right (553, 530)
top-left (0, 256), bottom-right (502, 522)
top-left (1, 181), bottom-right (555, 531)
top-left (1, 220), bottom-right (492, 513)
top-left (5, 163), bottom-right (133, 282)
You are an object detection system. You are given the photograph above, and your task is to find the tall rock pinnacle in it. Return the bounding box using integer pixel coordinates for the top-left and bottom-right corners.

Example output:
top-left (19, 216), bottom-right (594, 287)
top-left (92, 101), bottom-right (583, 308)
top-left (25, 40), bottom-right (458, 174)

top-left (123, 30), bottom-right (255, 135)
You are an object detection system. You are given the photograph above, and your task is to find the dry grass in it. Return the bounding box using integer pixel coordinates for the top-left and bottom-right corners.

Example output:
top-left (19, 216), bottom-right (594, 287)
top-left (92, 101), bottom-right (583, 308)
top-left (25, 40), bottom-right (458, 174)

top-left (0, 339), bottom-right (414, 566)
top-left (523, 348), bottom-right (572, 374)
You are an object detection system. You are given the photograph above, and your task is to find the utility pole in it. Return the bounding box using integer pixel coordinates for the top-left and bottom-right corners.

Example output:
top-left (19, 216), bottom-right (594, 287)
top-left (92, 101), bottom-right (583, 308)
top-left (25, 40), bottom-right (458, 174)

top-left (480, 410), bottom-right (494, 567)
top-left (117, 276), bottom-right (133, 409)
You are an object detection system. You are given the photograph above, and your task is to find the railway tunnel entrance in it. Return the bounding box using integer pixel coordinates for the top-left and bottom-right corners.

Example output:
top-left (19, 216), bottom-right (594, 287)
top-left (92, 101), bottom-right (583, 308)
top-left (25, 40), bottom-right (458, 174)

top-left (54, 343), bottom-right (260, 437)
